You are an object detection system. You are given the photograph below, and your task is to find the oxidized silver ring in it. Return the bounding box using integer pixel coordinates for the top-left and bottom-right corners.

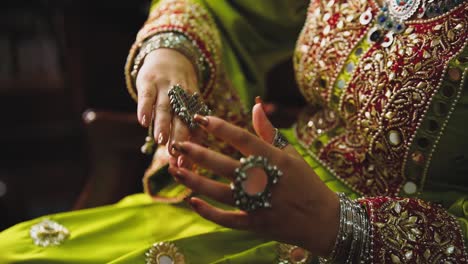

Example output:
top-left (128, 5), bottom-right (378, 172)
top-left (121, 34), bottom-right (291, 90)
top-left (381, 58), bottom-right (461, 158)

top-left (272, 128), bottom-right (289, 149)
top-left (168, 84), bottom-right (211, 129)
top-left (231, 155), bottom-right (282, 212)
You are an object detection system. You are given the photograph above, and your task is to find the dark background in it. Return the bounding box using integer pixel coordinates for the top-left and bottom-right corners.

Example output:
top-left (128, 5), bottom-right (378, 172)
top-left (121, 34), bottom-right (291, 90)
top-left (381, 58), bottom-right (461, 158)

top-left (0, 0), bottom-right (304, 231)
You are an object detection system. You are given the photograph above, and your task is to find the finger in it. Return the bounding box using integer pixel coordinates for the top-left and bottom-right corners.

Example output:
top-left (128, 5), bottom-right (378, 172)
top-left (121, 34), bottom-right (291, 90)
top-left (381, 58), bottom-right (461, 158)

top-left (189, 197), bottom-right (250, 230)
top-left (153, 87), bottom-right (172, 145)
top-left (252, 103), bottom-right (300, 158)
top-left (176, 155), bottom-right (193, 169)
top-left (169, 167), bottom-right (234, 205)
top-left (168, 156), bottom-right (178, 169)
top-left (193, 115), bottom-right (280, 162)
top-left (169, 117), bottom-right (191, 156)
top-left (172, 142), bottom-right (239, 179)
top-left (136, 81), bottom-right (157, 127)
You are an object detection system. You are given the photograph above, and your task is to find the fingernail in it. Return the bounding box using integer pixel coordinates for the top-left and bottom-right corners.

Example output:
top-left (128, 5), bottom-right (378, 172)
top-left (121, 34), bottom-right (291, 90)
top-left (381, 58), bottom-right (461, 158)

top-left (157, 132), bottom-right (165, 145)
top-left (255, 96), bottom-right (263, 105)
top-left (141, 114), bottom-right (148, 127)
top-left (177, 156), bottom-right (185, 168)
top-left (193, 114), bottom-right (209, 127)
top-left (172, 142), bottom-right (187, 154)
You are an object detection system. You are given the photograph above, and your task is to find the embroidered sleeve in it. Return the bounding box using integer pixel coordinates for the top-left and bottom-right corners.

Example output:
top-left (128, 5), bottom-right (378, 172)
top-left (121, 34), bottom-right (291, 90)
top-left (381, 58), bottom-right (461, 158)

top-left (124, 0), bottom-right (222, 101)
top-left (358, 197), bottom-right (467, 263)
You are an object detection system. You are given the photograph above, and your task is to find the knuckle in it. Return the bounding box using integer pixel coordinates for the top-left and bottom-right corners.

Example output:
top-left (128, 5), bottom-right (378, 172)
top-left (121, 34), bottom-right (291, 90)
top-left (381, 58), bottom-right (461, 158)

top-left (138, 88), bottom-right (155, 100)
top-left (209, 120), bottom-right (223, 134)
top-left (232, 131), bottom-right (250, 145)
top-left (155, 103), bottom-right (171, 112)
top-left (138, 69), bottom-right (157, 84)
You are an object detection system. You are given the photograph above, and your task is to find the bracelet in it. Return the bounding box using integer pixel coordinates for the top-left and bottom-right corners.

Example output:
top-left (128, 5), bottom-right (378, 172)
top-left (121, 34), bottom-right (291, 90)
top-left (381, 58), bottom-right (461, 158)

top-left (319, 193), bottom-right (371, 263)
top-left (131, 32), bottom-right (207, 90)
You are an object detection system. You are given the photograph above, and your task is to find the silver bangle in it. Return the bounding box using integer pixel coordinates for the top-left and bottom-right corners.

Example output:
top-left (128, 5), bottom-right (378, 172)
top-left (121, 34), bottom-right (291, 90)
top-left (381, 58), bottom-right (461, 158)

top-left (319, 193), bottom-right (371, 263)
top-left (131, 32), bottom-right (206, 88)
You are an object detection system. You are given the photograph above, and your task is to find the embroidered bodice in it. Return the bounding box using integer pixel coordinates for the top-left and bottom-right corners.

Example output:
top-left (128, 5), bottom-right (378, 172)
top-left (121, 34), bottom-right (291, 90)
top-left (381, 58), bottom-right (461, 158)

top-left (293, 0), bottom-right (468, 197)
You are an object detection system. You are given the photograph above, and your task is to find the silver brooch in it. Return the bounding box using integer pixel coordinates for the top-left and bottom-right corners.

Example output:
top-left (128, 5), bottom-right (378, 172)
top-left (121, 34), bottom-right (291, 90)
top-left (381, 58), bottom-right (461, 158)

top-left (30, 219), bottom-right (70, 247)
top-left (277, 243), bottom-right (312, 264)
top-left (146, 241), bottom-right (186, 264)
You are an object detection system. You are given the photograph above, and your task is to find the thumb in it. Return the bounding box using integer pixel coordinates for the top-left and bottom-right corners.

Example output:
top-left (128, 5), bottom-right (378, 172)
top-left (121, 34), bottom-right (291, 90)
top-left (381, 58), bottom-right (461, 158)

top-left (252, 102), bottom-right (301, 158)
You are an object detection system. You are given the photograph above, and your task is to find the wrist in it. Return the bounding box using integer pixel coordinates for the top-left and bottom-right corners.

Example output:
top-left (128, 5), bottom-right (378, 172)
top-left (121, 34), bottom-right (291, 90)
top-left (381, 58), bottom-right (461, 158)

top-left (319, 193), bottom-right (371, 263)
top-left (132, 32), bottom-right (206, 88)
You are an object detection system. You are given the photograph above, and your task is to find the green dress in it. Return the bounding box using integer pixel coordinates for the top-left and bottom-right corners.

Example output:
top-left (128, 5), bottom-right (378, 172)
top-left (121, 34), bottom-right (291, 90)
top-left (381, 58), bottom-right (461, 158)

top-left (1, 0), bottom-right (467, 263)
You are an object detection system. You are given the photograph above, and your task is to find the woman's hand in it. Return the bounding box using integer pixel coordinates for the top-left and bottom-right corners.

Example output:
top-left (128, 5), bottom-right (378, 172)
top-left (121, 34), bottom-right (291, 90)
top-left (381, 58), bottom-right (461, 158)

top-left (136, 48), bottom-right (199, 154)
top-left (168, 104), bottom-right (340, 256)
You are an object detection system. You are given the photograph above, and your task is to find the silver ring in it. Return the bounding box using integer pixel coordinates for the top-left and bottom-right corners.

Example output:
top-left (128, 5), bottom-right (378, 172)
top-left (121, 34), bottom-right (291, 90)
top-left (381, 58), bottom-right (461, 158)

top-left (231, 156), bottom-right (282, 212)
top-left (168, 84), bottom-right (211, 129)
top-left (272, 128), bottom-right (289, 149)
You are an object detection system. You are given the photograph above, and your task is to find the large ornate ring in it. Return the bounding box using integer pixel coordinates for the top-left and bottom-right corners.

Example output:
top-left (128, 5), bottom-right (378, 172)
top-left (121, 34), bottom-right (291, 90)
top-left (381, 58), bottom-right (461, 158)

top-left (168, 84), bottom-right (211, 129)
top-left (272, 128), bottom-right (289, 149)
top-left (231, 155), bottom-right (283, 212)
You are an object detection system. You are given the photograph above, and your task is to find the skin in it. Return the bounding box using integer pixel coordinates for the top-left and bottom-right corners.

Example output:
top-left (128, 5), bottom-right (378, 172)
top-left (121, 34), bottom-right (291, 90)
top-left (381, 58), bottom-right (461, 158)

top-left (136, 48), bottom-right (199, 155)
top-left (168, 104), bottom-right (340, 257)
top-left (135, 50), bottom-right (339, 256)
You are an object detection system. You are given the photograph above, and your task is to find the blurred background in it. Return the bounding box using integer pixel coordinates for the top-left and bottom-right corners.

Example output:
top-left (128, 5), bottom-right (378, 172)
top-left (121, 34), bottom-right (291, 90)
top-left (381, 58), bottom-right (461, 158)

top-left (0, 0), bottom-right (304, 231)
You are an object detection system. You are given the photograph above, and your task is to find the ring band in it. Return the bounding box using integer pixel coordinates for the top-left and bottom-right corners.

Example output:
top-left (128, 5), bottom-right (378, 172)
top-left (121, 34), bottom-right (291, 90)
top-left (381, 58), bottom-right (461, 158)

top-left (231, 155), bottom-right (282, 212)
top-left (272, 128), bottom-right (289, 149)
top-left (168, 84), bottom-right (211, 129)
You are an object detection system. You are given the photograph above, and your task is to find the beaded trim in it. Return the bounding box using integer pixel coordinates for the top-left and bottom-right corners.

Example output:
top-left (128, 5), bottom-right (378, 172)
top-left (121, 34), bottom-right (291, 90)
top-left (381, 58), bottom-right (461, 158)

top-left (403, 50), bottom-right (468, 196)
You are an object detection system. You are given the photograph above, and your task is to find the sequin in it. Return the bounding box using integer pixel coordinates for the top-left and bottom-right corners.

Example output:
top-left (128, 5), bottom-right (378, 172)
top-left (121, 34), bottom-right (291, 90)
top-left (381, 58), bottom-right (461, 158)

top-left (346, 62), bottom-right (355, 73)
top-left (369, 27), bottom-right (383, 42)
top-left (403, 181), bottom-right (417, 194)
top-left (355, 47), bottom-right (363, 56)
top-left (337, 79), bottom-right (346, 89)
top-left (30, 219), bottom-right (69, 247)
top-left (146, 242), bottom-right (185, 264)
top-left (388, 130), bottom-right (401, 146)
top-left (427, 119), bottom-right (439, 132)
top-left (417, 137), bottom-right (430, 149)
top-left (442, 85), bottom-right (455, 98)
top-left (448, 68), bottom-right (462, 81)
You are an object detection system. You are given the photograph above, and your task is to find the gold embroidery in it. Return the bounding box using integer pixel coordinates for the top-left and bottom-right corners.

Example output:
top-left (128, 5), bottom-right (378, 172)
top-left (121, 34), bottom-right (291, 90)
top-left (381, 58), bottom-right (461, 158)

top-left (362, 197), bottom-right (468, 263)
top-left (294, 0), bottom-right (372, 105)
top-left (295, 2), bottom-right (467, 196)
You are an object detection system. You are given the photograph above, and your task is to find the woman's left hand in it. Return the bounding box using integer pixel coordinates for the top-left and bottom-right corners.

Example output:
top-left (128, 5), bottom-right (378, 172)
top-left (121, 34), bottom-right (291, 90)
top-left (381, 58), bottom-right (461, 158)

top-left (168, 104), bottom-right (340, 257)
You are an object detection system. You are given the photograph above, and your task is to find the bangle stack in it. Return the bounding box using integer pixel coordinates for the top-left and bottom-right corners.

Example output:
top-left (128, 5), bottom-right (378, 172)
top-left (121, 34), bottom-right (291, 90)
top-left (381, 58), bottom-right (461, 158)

top-left (320, 193), bottom-right (371, 263)
top-left (131, 32), bottom-right (207, 89)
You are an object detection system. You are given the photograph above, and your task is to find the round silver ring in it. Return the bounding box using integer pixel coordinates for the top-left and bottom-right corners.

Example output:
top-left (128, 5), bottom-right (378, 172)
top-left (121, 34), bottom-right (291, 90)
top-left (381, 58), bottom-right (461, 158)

top-left (272, 128), bottom-right (289, 149)
top-left (168, 84), bottom-right (211, 129)
top-left (231, 155), bottom-right (282, 212)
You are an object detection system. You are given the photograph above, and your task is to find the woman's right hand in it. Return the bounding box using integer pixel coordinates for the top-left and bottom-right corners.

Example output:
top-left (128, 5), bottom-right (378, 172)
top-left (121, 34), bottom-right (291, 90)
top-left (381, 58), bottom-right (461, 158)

top-left (135, 48), bottom-right (200, 154)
